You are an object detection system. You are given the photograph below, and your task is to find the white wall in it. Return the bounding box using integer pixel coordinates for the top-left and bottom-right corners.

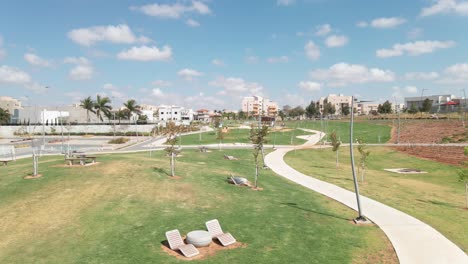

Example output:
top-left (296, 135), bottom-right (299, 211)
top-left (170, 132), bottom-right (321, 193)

top-left (0, 124), bottom-right (157, 137)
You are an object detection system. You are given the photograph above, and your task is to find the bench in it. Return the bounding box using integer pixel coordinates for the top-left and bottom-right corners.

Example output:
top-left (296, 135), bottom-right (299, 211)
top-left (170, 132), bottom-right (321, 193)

top-left (65, 156), bottom-right (97, 166)
top-left (198, 146), bottom-right (208, 152)
top-left (0, 160), bottom-right (11, 166)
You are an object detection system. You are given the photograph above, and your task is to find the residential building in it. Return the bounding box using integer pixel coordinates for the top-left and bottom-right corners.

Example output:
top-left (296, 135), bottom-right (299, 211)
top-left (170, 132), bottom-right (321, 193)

top-left (241, 95), bottom-right (278, 117)
top-left (317, 94), bottom-right (352, 115)
top-left (158, 105), bottom-right (194, 124)
top-left (0, 96), bottom-right (22, 113)
top-left (356, 102), bottom-right (379, 115)
top-left (194, 109), bottom-right (210, 123)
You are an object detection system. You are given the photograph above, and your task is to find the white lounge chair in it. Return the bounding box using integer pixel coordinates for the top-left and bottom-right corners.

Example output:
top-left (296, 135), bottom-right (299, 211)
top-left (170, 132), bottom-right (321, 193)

top-left (165, 229), bottom-right (200, 258)
top-left (205, 219), bottom-right (236, 246)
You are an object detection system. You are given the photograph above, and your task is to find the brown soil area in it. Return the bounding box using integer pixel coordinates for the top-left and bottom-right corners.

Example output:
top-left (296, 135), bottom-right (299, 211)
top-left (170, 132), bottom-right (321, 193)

top-left (23, 174), bottom-right (43, 179)
top-left (391, 120), bottom-right (467, 165)
top-left (161, 240), bottom-right (246, 261)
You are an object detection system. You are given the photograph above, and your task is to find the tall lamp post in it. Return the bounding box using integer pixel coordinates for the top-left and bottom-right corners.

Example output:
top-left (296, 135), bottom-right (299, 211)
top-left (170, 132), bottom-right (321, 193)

top-left (349, 96), bottom-right (366, 222)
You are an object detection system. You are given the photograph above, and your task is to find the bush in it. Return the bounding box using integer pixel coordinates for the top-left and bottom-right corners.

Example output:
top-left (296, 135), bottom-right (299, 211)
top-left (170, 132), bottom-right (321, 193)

top-left (108, 137), bottom-right (130, 144)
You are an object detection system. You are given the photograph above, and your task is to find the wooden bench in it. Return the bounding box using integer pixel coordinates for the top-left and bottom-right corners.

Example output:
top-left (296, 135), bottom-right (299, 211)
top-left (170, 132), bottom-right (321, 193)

top-left (0, 160), bottom-right (11, 166)
top-left (65, 156), bottom-right (97, 166)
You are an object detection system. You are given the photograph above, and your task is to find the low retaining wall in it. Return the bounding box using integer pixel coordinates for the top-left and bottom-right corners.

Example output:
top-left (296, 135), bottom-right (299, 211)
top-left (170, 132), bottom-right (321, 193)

top-left (0, 124), bottom-right (157, 137)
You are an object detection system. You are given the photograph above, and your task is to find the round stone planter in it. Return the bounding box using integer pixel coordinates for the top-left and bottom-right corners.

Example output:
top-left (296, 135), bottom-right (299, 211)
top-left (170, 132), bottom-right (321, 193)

top-left (186, 230), bottom-right (212, 247)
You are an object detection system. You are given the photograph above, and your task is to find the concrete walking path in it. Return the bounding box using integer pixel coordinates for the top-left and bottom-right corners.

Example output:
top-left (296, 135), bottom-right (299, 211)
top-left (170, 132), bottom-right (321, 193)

top-left (265, 129), bottom-right (467, 264)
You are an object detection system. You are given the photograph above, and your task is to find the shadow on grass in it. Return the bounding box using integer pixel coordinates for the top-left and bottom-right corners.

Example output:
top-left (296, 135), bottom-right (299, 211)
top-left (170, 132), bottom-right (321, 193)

top-left (282, 202), bottom-right (349, 221)
top-left (416, 199), bottom-right (459, 209)
top-left (154, 167), bottom-right (169, 176)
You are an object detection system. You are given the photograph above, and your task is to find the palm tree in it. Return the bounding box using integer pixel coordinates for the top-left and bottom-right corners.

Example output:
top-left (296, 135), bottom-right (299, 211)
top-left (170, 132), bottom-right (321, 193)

top-left (94, 95), bottom-right (112, 122)
top-left (0, 107), bottom-right (11, 124)
top-left (123, 99), bottom-right (141, 120)
top-left (80, 96), bottom-right (96, 123)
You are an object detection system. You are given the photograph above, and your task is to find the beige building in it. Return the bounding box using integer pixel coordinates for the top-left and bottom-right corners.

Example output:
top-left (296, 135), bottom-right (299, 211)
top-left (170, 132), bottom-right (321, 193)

top-left (0, 96), bottom-right (22, 113)
top-left (241, 96), bottom-right (278, 117)
top-left (357, 102), bottom-right (379, 115)
top-left (317, 94), bottom-right (352, 114)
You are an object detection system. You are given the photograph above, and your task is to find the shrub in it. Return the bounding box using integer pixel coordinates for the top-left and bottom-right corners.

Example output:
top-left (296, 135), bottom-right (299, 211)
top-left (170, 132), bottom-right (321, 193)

top-left (108, 137), bottom-right (130, 144)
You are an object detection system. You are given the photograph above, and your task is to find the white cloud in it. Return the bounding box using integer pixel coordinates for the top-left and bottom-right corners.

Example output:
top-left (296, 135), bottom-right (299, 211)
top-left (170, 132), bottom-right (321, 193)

top-left (438, 63), bottom-right (468, 84)
top-left (130, 1), bottom-right (211, 19)
top-left (356, 21), bottom-right (368, 27)
top-left (277, 0), bottom-right (295, 6)
top-left (405, 86), bottom-right (419, 93)
top-left (151, 80), bottom-right (172, 87)
top-left (0, 65), bottom-right (47, 93)
top-left (0, 65), bottom-right (32, 84)
top-left (178, 68), bottom-right (203, 81)
top-left (152, 88), bottom-right (165, 98)
top-left (102, 83), bottom-right (126, 100)
top-left (68, 24), bottom-right (150, 46)
top-left (392, 86), bottom-right (419, 101)
top-left (24, 53), bottom-right (52, 67)
top-left (298, 81), bottom-right (322, 91)
top-left (420, 0), bottom-right (468, 17)
top-left (405, 72), bottom-right (439, 80)
top-left (212, 59), bottom-right (225, 66)
top-left (186, 18), bottom-right (200, 27)
top-left (64, 56), bottom-right (90, 65)
top-left (309, 62), bottom-right (395, 87)
top-left (69, 65), bottom-right (94, 80)
top-left (245, 56), bottom-right (259, 64)
top-left (267, 56), bottom-right (289, 63)
top-left (371, 17), bottom-right (407, 29)
top-left (304, 41), bottom-right (320, 60)
top-left (210, 76), bottom-right (264, 95)
top-left (184, 94), bottom-right (224, 107)
top-left (376, 40), bottom-right (456, 58)
top-left (64, 56), bottom-right (94, 80)
top-left (325, 35), bottom-right (348, 47)
top-left (280, 93), bottom-right (307, 107)
top-left (315, 24), bottom-right (332, 36)
top-left (117, 45), bottom-right (172, 61)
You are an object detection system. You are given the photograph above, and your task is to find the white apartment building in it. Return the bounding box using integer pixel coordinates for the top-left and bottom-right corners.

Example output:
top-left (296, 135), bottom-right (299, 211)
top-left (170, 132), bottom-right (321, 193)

top-left (158, 105), bottom-right (194, 124)
top-left (241, 96), bottom-right (278, 117)
top-left (318, 94), bottom-right (352, 114)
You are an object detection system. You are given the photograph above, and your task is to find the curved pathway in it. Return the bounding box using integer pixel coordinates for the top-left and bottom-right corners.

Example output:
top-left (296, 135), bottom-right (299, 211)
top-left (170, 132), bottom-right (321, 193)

top-left (265, 129), bottom-right (467, 264)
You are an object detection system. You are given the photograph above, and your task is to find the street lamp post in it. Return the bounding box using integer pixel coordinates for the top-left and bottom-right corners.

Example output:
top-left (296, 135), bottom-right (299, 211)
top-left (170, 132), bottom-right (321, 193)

top-left (349, 96), bottom-right (366, 222)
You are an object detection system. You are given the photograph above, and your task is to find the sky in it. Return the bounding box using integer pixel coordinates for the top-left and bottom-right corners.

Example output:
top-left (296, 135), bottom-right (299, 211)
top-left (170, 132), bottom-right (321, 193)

top-left (1, 0), bottom-right (468, 110)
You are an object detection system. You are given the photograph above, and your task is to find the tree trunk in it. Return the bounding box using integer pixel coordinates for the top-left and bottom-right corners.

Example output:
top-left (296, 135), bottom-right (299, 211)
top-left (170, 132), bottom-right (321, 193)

top-left (361, 166), bottom-right (366, 183)
top-left (465, 182), bottom-right (468, 208)
top-left (336, 150), bottom-right (339, 168)
top-left (171, 152), bottom-right (175, 177)
top-left (254, 160), bottom-right (258, 188)
top-left (261, 144), bottom-right (266, 168)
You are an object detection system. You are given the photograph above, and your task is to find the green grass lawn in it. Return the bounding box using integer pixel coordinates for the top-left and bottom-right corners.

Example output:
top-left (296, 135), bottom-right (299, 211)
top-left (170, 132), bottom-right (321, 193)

top-left (283, 120), bottom-right (392, 144)
top-left (0, 150), bottom-right (396, 263)
top-left (178, 128), bottom-right (313, 146)
top-left (284, 147), bottom-right (468, 253)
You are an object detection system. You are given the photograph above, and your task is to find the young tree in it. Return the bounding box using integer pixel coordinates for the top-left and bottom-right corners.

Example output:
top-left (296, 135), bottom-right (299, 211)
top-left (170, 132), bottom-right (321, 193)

top-left (278, 110), bottom-right (285, 121)
top-left (79, 96), bottom-right (95, 123)
top-left (323, 102), bottom-right (336, 116)
top-left (420, 98), bottom-right (433, 113)
top-left (330, 131), bottom-right (341, 168)
top-left (94, 95), bottom-right (112, 122)
top-left (163, 122), bottom-right (180, 177)
top-left (458, 147), bottom-right (468, 208)
top-left (0, 107), bottom-right (11, 124)
top-left (357, 139), bottom-right (371, 182)
top-left (408, 104), bottom-right (419, 114)
top-left (249, 125), bottom-right (269, 188)
top-left (341, 105), bottom-right (350, 116)
top-left (305, 101), bottom-right (317, 119)
top-left (378, 100), bottom-right (393, 114)
top-left (216, 126), bottom-right (224, 150)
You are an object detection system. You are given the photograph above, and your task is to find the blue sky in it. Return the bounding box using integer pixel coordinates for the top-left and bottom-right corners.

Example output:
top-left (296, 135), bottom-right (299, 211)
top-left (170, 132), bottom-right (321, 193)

top-left (1, 0), bottom-right (468, 110)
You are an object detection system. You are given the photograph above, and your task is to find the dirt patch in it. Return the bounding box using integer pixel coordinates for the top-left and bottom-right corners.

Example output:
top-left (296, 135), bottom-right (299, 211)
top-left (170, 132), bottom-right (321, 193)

top-left (391, 120), bottom-right (468, 165)
top-left (23, 174), bottom-right (43, 179)
top-left (168, 175), bottom-right (182, 180)
top-left (161, 240), bottom-right (246, 261)
top-left (52, 162), bottom-right (101, 168)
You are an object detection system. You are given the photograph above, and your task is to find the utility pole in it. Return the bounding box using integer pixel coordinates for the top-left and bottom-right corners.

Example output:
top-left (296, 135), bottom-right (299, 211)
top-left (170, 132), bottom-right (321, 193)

top-left (394, 97), bottom-right (401, 144)
top-left (461, 89), bottom-right (466, 128)
top-left (349, 96), bottom-right (366, 222)
top-left (420, 88), bottom-right (428, 117)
